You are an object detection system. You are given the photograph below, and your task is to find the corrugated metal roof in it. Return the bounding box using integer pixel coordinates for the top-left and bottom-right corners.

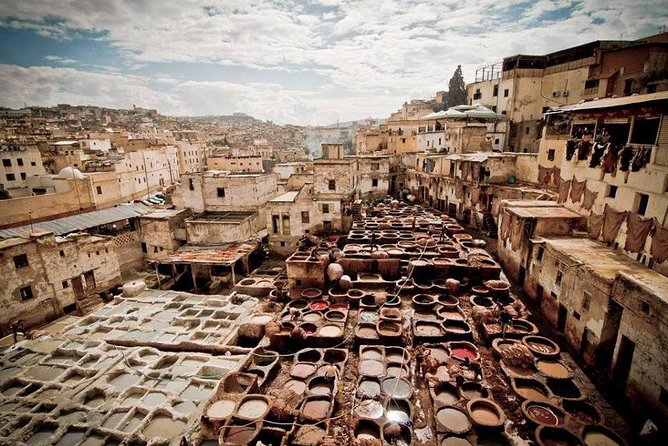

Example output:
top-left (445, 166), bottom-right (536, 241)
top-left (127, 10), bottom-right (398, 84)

top-left (0, 203), bottom-right (152, 239)
top-left (553, 91), bottom-right (668, 113)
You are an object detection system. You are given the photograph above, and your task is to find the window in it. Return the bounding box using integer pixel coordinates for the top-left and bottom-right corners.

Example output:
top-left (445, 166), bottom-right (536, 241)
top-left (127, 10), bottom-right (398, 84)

top-left (525, 127), bottom-right (530, 135)
top-left (188, 178), bottom-right (194, 191)
top-left (584, 79), bottom-right (599, 91)
top-left (141, 242), bottom-right (147, 253)
top-left (96, 186), bottom-right (102, 195)
top-left (573, 311), bottom-right (581, 320)
top-left (13, 254), bottom-right (29, 268)
top-left (2, 159), bottom-right (10, 167)
top-left (17, 158), bottom-right (23, 166)
top-left (582, 292), bottom-right (591, 311)
top-left (322, 204), bottom-right (330, 214)
top-left (630, 118), bottom-right (660, 145)
top-left (551, 291), bottom-right (558, 299)
top-left (606, 185), bottom-right (618, 198)
top-left (640, 301), bottom-right (650, 314)
top-left (401, 138), bottom-right (406, 144)
top-left (493, 85), bottom-right (499, 97)
top-left (59, 250), bottom-right (65, 257)
top-left (635, 193), bottom-right (649, 216)
top-left (473, 88), bottom-right (481, 100)
top-left (494, 139), bottom-right (500, 144)
top-left (62, 280), bottom-right (69, 289)
top-left (272, 215), bottom-right (280, 234)
top-left (6, 173), bottom-right (15, 181)
top-left (280, 241), bottom-right (286, 247)
top-left (31, 161), bottom-right (36, 166)
top-left (19, 286), bottom-right (33, 301)
top-left (547, 149), bottom-right (555, 161)
top-left (491, 106), bottom-right (497, 112)
top-left (328, 180), bottom-right (336, 191)
top-left (20, 172), bottom-right (26, 180)
top-left (217, 187), bottom-right (226, 198)
top-left (323, 221), bottom-right (332, 232)
top-left (623, 79), bottom-right (634, 95)
top-left (556, 271), bottom-right (563, 286)
top-left (536, 246), bottom-right (544, 261)
top-left (372, 179), bottom-right (378, 187)
top-left (504, 89), bottom-right (509, 97)
top-left (301, 211), bottom-right (310, 223)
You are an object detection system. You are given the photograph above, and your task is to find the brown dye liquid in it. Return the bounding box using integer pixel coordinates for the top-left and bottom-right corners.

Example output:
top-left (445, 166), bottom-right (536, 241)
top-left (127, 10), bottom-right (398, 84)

top-left (302, 399), bottom-right (330, 420)
top-left (471, 406), bottom-right (500, 424)
top-left (436, 408), bottom-right (471, 432)
top-left (224, 426), bottom-right (257, 445)
top-left (584, 431), bottom-right (621, 446)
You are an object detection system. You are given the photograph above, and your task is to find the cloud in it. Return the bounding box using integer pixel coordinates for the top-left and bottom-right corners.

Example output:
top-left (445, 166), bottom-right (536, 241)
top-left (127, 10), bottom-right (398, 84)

top-left (44, 55), bottom-right (78, 65)
top-left (0, 0), bottom-right (666, 123)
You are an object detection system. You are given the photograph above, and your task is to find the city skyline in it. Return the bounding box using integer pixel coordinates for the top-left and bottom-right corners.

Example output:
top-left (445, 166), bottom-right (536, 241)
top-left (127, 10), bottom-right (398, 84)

top-left (0, 0), bottom-right (666, 125)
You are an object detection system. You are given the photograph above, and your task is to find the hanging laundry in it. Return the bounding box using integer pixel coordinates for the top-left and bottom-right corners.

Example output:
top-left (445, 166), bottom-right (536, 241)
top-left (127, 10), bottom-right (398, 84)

top-left (551, 167), bottom-right (561, 186)
top-left (619, 145), bottom-right (634, 172)
top-left (650, 225), bottom-right (668, 264)
top-left (582, 188), bottom-right (598, 210)
top-left (510, 215), bottom-right (524, 251)
top-left (589, 142), bottom-right (607, 168)
top-left (565, 139), bottom-right (577, 161)
top-left (624, 213), bottom-right (655, 253)
top-left (500, 210), bottom-right (512, 240)
top-left (461, 162), bottom-right (470, 180)
top-left (587, 213), bottom-right (604, 239)
top-left (577, 140), bottom-right (592, 160)
top-left (631, 146), bottom-right (652, 172)
top-left (570, 178), bottom-right (586, 203)
top-left (601, 204), bottom-right (628, 243)
top-left (538, 165), bottom-right (552, 184)
top-left (558, 180), bottom-right (571, 204)
top-left (601, 144), bottom-right (620, 174)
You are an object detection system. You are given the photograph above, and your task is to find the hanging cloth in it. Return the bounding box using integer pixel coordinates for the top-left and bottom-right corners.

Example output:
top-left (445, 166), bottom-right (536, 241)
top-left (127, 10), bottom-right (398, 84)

top-left (570, 178), bottom-right (586, 203)
top-left (551, 167), bottom-right (561, 186)
top-left (510, 215), bottom-right (524, 251)
top-left (558, 180), bottom-right (571, 204)
top-left (650, 225), bottom-right (668, 264)
top-left (577, 140), bottom-right (592, 160)
top-left (538, 166), bottom-right (552, 184)
top-left (565, 139), bottom-right (577, 161)
top-left (624, 213), bottom-right (655, 253)
top-left (589, 142), bottom-right (607, 168)
top-left (461, 162), bottom-right (470, 181)
top-left (588, 213), bottom-right (604, 239)
top-left (500, 210), bottom-right (512, 240)
top-left (601, 204), bottom-right (628, 243)
top-left (601, 144), bottom-right (620, 175)
top-left (619, 145), bottom-right (634, 172)
top-left (471, 187), bottom-right (481, 205)
top-left (582, 188), bottom-right (598, 210)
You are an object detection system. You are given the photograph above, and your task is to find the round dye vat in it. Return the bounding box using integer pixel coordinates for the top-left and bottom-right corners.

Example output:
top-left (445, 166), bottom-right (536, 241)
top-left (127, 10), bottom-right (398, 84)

top-left (564, 402), bottom-right (601, 425)
top-left (223, 425), bottom-right (258, 445)
top-left (381, 377), bottom-right (411, 399)
top-left (309, 300), bottom-right (329, 311)
top-left (451, 347), bottom-right (476, 361)
top-left (358, 380), bottom-right (381, 399)
top-left (385, 350), bottom-right (405, 363)
top-left (460, 382), bottom-right (486, 400)
top-left (206, 400), bottom-right (235, 419)
top-left (354, 399), bottom-right (384, 419)
top-left (515, 381), bottom-right (549, 401)
top-left (356, 325), bottom-right (378, 339)
top-left (302, 398), bottom-right (330, 420)
top-left (436, 407), bottom-right (471, 434)
top-left (435, 385), bottom-right (459, 405)
top-left (236, 397), bottom-right (269, 419)
top-left (302, 313), bottom-right (323, 322)
top-left (547, 379), bottom-right (582, 399)
top-left (386, 364), bottom-right (409, 379)
top-left (536, 426), bottom-right (582, 446)
top-left (526, 403), bottom-right (563, 426)
top-left (285, 379), bottom-right (307, 395)
top-left (468, 399), bottom-right (503, 427)
top-left (319, 325), bottom-right (342, 337)
top-left (583, 427), bottom-right (625, 446)
top-left (442, 437), bottom-right (473, 446)
top-left (359, 360), bottom-right (384, 377)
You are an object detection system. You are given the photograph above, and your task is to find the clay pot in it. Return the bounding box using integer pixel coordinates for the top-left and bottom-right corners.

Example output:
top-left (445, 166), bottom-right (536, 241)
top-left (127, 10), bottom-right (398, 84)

top-left (467, 398), bottom-right (506, 429)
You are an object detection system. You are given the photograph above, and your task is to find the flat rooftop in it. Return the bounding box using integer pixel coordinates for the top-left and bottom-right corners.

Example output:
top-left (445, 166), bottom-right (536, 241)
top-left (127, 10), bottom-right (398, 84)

top-left (543, 237), bottom-right (668, 303)
top-left (187, 211), bottom-right (256, 223)
top-left (269, 191), bottom-right (299, 203)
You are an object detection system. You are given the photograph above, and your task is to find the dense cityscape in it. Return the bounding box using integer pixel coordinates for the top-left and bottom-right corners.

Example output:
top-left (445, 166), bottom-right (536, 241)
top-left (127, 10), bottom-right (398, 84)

top-left (0, 3), bottom-right (667, 446)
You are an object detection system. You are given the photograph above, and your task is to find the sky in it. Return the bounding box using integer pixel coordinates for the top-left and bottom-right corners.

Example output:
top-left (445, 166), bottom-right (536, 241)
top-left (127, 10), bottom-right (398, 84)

top-left (0, 1), bottom-right (666, 125)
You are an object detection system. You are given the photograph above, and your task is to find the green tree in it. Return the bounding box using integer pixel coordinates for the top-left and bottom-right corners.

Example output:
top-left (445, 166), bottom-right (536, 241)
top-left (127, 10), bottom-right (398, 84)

top-left (446, 65), bottom-right (467, 108)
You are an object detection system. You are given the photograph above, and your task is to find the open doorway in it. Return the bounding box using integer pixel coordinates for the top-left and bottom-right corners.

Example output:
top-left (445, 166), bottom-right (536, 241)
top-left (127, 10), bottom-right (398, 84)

top-left (613, 335), bottom-right (635, 385)
top-left (557, 304), bottom-right (567, 332)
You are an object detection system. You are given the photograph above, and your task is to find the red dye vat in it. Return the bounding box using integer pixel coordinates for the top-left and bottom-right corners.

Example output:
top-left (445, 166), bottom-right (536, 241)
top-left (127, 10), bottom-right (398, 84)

top-left (451, 348), bottom-right (476, 361)
top-left (309, 301), bottom-right (329, 311)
